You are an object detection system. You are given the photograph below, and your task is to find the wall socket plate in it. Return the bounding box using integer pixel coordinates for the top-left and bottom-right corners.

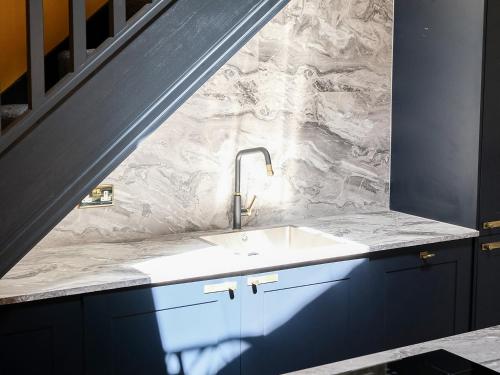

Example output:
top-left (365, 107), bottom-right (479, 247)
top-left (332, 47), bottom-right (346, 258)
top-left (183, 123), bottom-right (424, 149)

top-left (79, 184), bottom-right (114, 208)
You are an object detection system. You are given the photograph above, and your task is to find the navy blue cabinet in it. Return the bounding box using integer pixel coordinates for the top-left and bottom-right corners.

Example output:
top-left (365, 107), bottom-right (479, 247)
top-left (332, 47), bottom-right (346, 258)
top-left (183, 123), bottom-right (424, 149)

top-left (390, 0), bottom-right (484, 229)
top-left (389, 0), bottom-right (500, 340)
top-left (239, 259), bottom-right (376, 375)
top-left (84, 277), bottom-right (241, 375)
top-left (479, 0), bottom-right (500, 235)
top-left (473, 235), bottom-right (500, 329)
top-left (370, 240), bottom-right (472, 350)
top-left (238, 241), bottom-right (472, 374)
top-left (0, 241), bottom-right (473, 374)
top-left (83, 259), bottom-right (378, 375)
top-left (0, 298), bottom-right (83, 375)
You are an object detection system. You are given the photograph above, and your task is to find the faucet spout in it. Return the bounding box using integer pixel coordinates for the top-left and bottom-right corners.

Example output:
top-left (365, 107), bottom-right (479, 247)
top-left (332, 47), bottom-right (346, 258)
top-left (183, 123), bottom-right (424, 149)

top-left (233, 147), bottom-right (274, 230)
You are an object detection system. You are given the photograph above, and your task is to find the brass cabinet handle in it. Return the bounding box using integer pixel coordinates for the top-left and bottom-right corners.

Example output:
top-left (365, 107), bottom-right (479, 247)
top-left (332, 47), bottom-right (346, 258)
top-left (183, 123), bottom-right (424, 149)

top-left (483, 220), bottom-right (500, 229)
top-left (247, 273), bottom-right (279, 286)
top-left (482, 242), bottom-right (500, 251)
top-left (420, 251), bottom-right (436, 260)
top-left (203, 281), bottom-right (237, 294)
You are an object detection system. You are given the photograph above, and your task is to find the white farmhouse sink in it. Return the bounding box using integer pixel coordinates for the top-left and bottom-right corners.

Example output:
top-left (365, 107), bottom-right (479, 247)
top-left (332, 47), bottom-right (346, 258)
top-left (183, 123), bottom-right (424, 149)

top-left (201, 226), bottom-right (342, 253)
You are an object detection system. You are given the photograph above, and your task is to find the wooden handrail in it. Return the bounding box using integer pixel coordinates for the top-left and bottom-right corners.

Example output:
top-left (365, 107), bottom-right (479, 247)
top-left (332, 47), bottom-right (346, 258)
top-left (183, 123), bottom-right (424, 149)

top-left (0, 0), bottom-right (174, 155)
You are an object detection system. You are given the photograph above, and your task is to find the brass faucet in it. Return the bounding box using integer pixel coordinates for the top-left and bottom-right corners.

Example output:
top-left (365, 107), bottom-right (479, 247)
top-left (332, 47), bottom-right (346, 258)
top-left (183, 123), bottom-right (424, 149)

top-left (233, 147), bottom-right (274, 230)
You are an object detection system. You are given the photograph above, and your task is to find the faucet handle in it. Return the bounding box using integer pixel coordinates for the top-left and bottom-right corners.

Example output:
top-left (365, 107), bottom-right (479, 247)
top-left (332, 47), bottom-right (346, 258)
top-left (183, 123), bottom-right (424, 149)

top-left (242, 195), bottom-right (257, 217)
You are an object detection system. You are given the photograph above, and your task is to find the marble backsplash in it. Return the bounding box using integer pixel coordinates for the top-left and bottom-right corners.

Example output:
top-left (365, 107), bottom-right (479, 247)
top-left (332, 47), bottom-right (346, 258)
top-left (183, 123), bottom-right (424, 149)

top-left (37, 0), bottom-right (394, 248)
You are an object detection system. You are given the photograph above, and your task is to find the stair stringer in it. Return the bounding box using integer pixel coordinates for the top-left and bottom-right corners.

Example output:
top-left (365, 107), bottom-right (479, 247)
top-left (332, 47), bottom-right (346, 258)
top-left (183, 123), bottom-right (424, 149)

top-left (0, 0), bottom-right (290, 277)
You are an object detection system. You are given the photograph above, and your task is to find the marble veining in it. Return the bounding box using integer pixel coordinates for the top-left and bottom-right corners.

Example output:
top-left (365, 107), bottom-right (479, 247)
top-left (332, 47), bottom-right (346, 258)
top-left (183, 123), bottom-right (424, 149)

top-left (287, 326), bottom-right (500, 374)
top-left (0, 211), bottom-right (477, 305)
top-left (36, 0), bottom-right (394, 248)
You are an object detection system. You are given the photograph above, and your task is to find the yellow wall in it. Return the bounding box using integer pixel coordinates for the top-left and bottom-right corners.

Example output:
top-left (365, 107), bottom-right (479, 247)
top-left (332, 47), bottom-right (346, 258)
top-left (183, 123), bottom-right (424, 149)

top-left (0, 0), bottom-right (107, 93)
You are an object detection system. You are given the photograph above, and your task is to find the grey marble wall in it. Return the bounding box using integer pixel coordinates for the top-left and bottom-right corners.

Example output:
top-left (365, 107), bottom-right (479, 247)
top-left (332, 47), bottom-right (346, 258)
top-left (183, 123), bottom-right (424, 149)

top-left (38, 0), bottom-right (394, 248)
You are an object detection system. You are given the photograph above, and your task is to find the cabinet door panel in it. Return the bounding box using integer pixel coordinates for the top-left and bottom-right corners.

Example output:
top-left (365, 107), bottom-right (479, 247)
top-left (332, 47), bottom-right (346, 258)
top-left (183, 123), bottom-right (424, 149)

top-left (0, 299), bottom-right (83, 375)
top-left (383, 262), bottom-right (457, 347)
top-left (84, 278), bottom-right (241, 375)
top-left (241, 259), bottom-right (370, 375)
top-left (480, 0), bottom-right (500, 235)
top-left (372, 241), bottom-right (472, 350)
top-left (474, 235), bottom-right (500, 328)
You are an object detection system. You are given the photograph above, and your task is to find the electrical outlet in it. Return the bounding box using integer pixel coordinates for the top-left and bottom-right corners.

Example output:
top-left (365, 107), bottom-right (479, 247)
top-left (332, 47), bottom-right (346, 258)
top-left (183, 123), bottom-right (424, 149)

top-left (79, 184), bottom-right (114, 208)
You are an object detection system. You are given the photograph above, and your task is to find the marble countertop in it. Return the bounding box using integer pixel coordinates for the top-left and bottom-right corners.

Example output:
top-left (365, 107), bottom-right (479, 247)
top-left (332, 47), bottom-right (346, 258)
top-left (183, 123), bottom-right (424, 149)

top-left (0, 210), bottom-right (478, 305)
top-left (287, 326), bottom-right (500, 374)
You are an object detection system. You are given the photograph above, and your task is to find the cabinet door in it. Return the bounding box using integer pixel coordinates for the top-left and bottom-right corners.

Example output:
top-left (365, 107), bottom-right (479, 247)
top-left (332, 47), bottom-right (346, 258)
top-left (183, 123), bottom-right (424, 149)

top-left (474, 235), bottom-right (500, 329)
top-left (84, 278), bottom-right (241, 375)
top-left (480, 0), bottom-right (500, 235)
top-left (0, 299), bottom-right (84, 375)
top-left (371, 240), bottom-right (472, 350)
top-left (240, 259), bottom-right (373, 375)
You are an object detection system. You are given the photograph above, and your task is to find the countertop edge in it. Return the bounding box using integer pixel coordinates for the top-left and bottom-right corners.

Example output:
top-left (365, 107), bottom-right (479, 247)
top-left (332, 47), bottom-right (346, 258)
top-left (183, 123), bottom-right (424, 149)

top-left (285, 325), bottom-right (500, 374)
top-left (0, 230), bottom-right (479, 306)
top-left (0, 211), bottom-right (480, 306)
